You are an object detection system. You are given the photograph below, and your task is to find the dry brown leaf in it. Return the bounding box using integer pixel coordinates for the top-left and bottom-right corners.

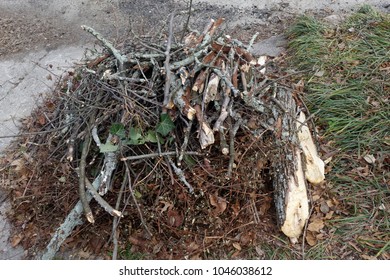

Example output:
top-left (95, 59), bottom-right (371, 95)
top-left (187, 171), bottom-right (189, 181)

top-left (361, 254), bottom-right (377, 260)
top-left (159, 200), bottom-right (173, 213)
top-left (37, 114), bottom-right (46, 126)
top-left (231, 200), bottom-right (240, 217)
top-left (167, 209), bottom-right (183, 227)
top-left (240, 231), bottom-right (254, 245)
top-left (259, 197), bottom-right (272, 216)
top-left (11, 234), bottom-right (23, 247)
top-left (306, 231), bottom-right (317, 246)
top-left (187, 242), bottom-right (200, 253)
top-left (231, 250), bottom-right (241, 258)
top-left (209, 192), bottom-right (227, 216)
top-left (232, 242), bottom-right (242, 251)
top-left (307, 218), bottom-right (325, 232)
top-left (10, 159), bottom-right (24, 172)
top-left (293, 79), bottom-right (304, 92)
top-left (316, 233), bottom-right (326, 240)
top-left (312, 194), bottom-right (321, 202)
top-left (324, 211), bottom-right (334, 220)
top-left (190, 253), bottom-right (202, 260)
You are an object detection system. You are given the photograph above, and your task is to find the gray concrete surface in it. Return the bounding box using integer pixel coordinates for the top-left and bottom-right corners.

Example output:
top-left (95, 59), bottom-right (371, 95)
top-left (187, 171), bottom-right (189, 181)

top-left (193, 0), bottom-right (389, 11)
top-left (0, 46), bottom-right (87, 151)
top-left (0, 0), bottom-right (388, 260)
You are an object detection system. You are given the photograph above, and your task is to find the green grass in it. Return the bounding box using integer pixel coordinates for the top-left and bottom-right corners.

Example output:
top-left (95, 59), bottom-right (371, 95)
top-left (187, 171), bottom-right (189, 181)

top-left (288, 6), bottom-right (389, 155)
top-left (287, 5), bottom-right (390, 259)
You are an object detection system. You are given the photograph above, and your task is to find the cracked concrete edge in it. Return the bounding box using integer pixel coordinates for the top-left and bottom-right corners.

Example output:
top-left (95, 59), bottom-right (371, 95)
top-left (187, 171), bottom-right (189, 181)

top-left (0, 45), bottom-right (89, 153)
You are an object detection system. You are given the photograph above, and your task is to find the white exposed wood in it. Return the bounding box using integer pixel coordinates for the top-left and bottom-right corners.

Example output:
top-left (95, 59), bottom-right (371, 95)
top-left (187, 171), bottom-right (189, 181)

top-left (296, 112), bottom-right (325, 185)
top-left (281, 149), bottom-right (310, 243)
top-left (204, 73), bottom-right (220, 104)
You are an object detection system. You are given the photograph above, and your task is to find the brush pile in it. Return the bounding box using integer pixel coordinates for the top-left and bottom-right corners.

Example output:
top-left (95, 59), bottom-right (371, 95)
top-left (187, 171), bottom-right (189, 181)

top-left (5, 17), bottom-right (325, 259)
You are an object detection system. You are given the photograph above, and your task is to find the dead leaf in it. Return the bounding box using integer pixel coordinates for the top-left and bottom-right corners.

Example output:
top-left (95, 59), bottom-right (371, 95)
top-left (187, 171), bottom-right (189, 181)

top-left (167, 209), bottom-right (183, 227)
top-left (10, 159), bottom-right (24, 172)
top-left (314, 70), bottom-right (325, 77)
top-left (247, 116), bottom-right (259, 130)
top-left (232, 242), bottom-right (242, 251)
top-left (320, 201), bottom-right (330, 214)
top-left (190, 253), bottom-right (202, 260)
top-left (209, 192), bottom-right (227, 216)
top-left (240, 231), bottom-right (254, 245)
top-left (324, 211), bottom-right (334, 220)
top-left (231, 200), bottom-right (240, 217)
top-left (363, 154), bottom-right (376, 164)
top-left (307, 218), bottom-right (325, 232)
top-left (11, 234), bottom-right (23, 247)
top-left (159, 200), bottom-right (173, 213)
top-left (361, 254), bottom-right (377, 260)
top-left (231, 250), bottom-right (241, 258)
top-left (187, 242), bottom-right (200, 253)
top-left (312, 194), bottom-right (321, 202)
top-left (78, 250), bottom-right (91, 259)
top-left (259, 197), bottom-right (272, 216)
top-left (199, 121), bottom-right (215, 149)
top-left (293, 79), bottom-right (304, 92)
top-left (306, 232), bottom-right (317, 246)
top-left (37, 114), bottom-right (46, 126)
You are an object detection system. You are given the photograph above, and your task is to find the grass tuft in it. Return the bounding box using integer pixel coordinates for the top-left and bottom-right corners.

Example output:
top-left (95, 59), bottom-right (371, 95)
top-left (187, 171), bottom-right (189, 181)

top-left (287, 6), bottom-right (390, 259)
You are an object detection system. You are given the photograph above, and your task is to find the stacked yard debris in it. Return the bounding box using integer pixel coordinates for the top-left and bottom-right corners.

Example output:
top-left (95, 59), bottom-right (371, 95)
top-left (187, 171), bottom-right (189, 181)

top-left (2, 17), bottom-right (325, 259)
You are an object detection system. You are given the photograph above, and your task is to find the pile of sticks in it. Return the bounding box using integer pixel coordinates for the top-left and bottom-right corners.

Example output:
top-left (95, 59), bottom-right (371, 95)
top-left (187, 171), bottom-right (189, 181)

top-left (37, 17), bottom-right (324, 259)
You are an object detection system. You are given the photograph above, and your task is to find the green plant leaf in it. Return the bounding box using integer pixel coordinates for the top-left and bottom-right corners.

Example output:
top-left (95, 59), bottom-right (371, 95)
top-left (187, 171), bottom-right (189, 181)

top-left (134, 190), bottom-right (142, 199)
top-left (127, 127), bottom-right (146, 145)
top-left (145, 130), bottom-right (158, 143)
top-left (156, 114), bottom-right (175, 136)
top-left (110, 123), bottom-right (126, 139)
top-left (129, 127), bottom-right (143, 140)
top-left (99, 143), bottom-right (119, 153)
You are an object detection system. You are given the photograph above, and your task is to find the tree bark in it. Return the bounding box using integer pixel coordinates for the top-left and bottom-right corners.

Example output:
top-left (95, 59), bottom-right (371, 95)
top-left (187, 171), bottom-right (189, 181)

top-left (270, 87), bottom-right (310, 243)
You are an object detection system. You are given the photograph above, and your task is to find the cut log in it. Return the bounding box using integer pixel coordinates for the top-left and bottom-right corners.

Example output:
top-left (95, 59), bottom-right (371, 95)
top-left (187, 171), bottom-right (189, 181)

top-left (270, 87), bottom-right (310, 243)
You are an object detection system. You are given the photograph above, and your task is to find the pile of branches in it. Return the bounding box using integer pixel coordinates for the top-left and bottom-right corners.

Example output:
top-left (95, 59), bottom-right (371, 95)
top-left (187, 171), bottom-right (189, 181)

top-left (7, 17), bottom-right (325, 259)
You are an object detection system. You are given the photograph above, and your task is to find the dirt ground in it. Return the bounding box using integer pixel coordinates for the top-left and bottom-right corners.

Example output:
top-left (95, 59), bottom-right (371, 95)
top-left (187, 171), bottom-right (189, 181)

top-left (1, 0), bottom-right (388, 58)
top-left (0, 0), bottom-right (389, 260)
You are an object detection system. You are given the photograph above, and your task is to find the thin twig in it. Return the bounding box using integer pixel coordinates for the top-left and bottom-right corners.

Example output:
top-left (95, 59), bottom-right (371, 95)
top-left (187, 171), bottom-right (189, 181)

top-left (162, 11), bottom-right (176, 112)
top-left (79, 131), bottom-right (94, 223)
top-left (81, 25), bottom-right (128, 71)
top-left (85, 178), bottom-right (123, 217)
top-left (180, 0), bottom-right (193, 42)
top-left (213, 68), bottom-right (240, 97)
top-left (248, 32), bottom-right (259, 50)
top-left (167, 156), bottom-right (194, 193)
top-left (178, 120), bottom-right (193, 165)
top-left (121, 151), bottom-right (201, 161)
top-left (256, 70), bottom-right (310, 93)
top-left (124, 161), bottom-right (153, 237)
top-left (110, 175), bottom-right (127, 260)
top-left (226, 119), bottom-right (242, 179)
top-left (0, 124), bottom-right (73, 139)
